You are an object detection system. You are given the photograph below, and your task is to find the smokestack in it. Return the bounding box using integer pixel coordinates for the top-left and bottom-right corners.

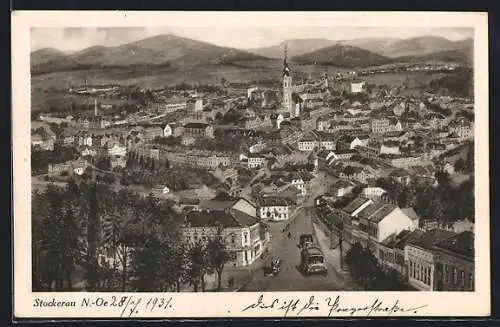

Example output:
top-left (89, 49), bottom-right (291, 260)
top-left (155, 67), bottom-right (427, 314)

top-left (94, 99), bottom-right (98, 117)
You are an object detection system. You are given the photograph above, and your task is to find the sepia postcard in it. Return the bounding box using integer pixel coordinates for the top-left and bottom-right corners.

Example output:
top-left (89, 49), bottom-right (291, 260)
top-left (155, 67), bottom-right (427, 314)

top-left (12, 11), bottom-right (490, 318)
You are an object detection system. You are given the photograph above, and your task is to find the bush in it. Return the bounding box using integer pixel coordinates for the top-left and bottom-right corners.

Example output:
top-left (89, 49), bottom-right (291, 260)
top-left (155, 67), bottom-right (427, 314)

top-left (344, 243), bottom-right (409, 291)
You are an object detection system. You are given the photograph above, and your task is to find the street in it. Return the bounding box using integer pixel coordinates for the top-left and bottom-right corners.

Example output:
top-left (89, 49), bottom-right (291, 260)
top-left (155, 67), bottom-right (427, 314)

top-left (240, 205), bottom-right (357, 292)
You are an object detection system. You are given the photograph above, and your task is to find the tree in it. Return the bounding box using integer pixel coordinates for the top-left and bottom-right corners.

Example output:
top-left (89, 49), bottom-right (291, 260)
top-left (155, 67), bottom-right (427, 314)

top-left (206, 235), bottom-right (230, 291)
top-left (103, 212), bottom-right (141, 292)
top-left (164, 242), bottom-right (188, 292)
top-left (86, 182), bottom-right (100, 261)
top-left (454, 158), bottom-right (465, 172)
top-left (34, 185), bottom-right (84, 291)
top-left (435, 170), bottom-right (452, 186)
top-left (130, 236), bottom-right (166, 291)
top-left (184, 241), bottom-right (209, 292)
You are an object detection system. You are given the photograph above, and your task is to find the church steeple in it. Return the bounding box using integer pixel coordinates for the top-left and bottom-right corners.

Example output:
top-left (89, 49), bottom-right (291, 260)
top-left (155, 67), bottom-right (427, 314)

top-left (282, 43), bottom-right (290, 77)
top-left (282, 42), bottom-right (293, 116)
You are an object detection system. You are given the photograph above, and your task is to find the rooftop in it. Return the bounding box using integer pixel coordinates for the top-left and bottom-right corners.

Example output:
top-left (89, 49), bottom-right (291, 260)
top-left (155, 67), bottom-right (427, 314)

top-left (434, 231), bottom-right (474, 259)
top-left (185, 209), bottom-right (259, 228)
top-left (358, 201), bottom-right (397, 223)
top-left (199, 200), bottom-right (235, 211)
top-left (184, 122), bottom-right (210, 129)
top-left (259, 196), bottom-right (289, 207)
top-left (406, 229), bottom-right (457, 250)
top-left (343, 197), bottom-right (371, 214)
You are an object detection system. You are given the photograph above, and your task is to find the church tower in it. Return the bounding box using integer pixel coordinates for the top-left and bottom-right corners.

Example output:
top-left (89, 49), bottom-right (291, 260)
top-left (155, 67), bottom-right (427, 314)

top-left (282, 43), bottom-right (293, 115)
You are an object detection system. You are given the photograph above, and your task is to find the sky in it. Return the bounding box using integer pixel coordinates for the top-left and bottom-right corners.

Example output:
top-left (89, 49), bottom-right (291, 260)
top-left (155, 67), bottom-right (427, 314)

top-left (31, 26), bottom-right (474, 53)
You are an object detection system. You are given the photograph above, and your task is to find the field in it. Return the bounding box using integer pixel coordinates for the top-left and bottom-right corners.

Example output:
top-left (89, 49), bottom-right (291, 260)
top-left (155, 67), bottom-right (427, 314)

top-left (362, 72), bottom-right (447, 87)
top-left (31, 88), bottom-right (138, 113)
top-left (31, 61), bottom-right (373, 92)
top-left (31, 61), bottom-right (450, 113)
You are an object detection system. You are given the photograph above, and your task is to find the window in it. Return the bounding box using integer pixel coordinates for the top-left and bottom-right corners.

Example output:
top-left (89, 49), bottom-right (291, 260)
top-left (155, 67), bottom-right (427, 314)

top-left (444, 265), bottom-right (450, 282)
top-left (453, 267), bottom-right (458, 285)
top-left (469, 273), bottom-right (474, 290)
top-left (231, 235), bottom-right (236, 244)
top-left (460, 270), bottom-right (465, 287)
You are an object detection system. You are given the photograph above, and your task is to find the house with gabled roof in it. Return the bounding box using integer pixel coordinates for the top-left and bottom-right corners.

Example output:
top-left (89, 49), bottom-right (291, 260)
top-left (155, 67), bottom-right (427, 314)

top-left (182, 197), bottom-right (268, 267)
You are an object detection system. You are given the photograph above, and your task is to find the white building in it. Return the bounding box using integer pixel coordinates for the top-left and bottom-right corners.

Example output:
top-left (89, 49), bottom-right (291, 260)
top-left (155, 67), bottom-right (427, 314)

top-left (351, 81), bottom-right (365, 93)
top-left (289, 175), bottom-right (306, 196)
top-left (194, 99), bottom-right (204, 112)
top-left (164, 124), bottom-right (173, 137)
top-left (183, 198), bottom-right (268, 267)
top-left (380, 142), bottom-right (401, 155)
top-left (356, 200), bottom-right (418, 244)
top-left (404, 229), bottom-right (457, 291)
top-left (361, 187), bottom-right (387, 199)
top-left (298, 138), bottom-right (318, 151)
top-left (247, 156), bottom-right (265, 169)
top-left (107, 144), bottom-right (127, 157)
top-left (258, 196), bottom-right (289, 221)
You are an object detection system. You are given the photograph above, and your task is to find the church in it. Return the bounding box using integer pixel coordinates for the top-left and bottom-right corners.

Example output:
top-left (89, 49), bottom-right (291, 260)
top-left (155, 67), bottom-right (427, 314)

top-left (244, 44), bottom-right (331, 130)
top-left (281, 44), bottom-right (330, 118)
top-left (281, 44), bottom-right (302, 118)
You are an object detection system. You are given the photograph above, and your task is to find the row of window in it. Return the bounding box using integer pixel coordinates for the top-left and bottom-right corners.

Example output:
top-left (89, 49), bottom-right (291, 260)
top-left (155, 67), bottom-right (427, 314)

top-left (409, 261), bottom-right (432, 286)
top-left (443, 265), bottom-right (474, 290)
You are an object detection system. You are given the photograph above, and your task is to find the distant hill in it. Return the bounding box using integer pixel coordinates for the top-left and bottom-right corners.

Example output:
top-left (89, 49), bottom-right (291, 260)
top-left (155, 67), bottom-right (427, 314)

top-left (30, 48), bottom-right (67, 66)
top-left (31, 34), bottom-right (270, 74)
top-left (394, 50), bottom-right (472, 65)
top-left (360, 35), bottom-right (461, 58)
top-left (336, 37), bottom-right (401, 56)
top-left (292, 44), bottom-right (392, 68)
top-left (452, 38), bottom-right (474, 58)
top-left (246, 39), bottom-right (337, 59)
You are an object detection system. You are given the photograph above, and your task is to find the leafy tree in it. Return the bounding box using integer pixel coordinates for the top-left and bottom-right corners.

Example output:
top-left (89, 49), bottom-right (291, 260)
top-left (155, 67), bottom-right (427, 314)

top-left (206, 234), bottom-right (230, 291)
top-left (86, 182), bottom-right (100, 261)
top-left (131, 236), bottom-right (167, 291)
top-left (454, 158), bottom-right (465, 172)
top-left (33, 185), bottom-right (84, 291)
top-left (184, 241), bottom-right (209, 292)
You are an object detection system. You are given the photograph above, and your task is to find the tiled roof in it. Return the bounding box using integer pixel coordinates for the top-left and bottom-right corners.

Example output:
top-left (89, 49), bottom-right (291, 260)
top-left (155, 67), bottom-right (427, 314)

top-left (259, 196), bottom-right (288, 207)
top-left (406, 229), bottom-right (457, 250)
top-left (358, 201), bottom-right (397, 223)
top-left (184, 122), bottom-right (209, 129)
top-left (343, 197), bottom-right (370, 214)
top-left (434, 231), bottom-right (474, 259)
top-left (231, 209), bottom-right (260, 227)
top-left (186, 209), bottom-right (258, 228)
top-left (199, 200), bottom-right (235, 211)
top-left (381, 229), bottom-right (412, 249)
